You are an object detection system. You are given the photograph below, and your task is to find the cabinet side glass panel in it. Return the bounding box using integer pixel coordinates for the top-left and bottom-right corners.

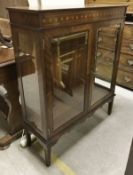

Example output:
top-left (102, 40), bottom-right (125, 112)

top-left (51, 32), bottom-right (88, 130)
top-left (91, 25), bottom-right (120, 105)
top-left (17, 31), bottom-right (43, 132)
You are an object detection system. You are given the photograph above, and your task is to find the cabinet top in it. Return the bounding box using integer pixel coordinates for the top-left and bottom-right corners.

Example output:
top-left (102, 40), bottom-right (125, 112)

top-left (7, 4), bottom-right (127, 30)
top-left (7, 3), bottom-right (128, 13)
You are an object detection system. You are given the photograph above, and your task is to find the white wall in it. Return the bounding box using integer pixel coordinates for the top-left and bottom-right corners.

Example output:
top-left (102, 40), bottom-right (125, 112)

top-left (28, 0), bottom-right (84, 9)
top-left (45, 0), bottom-right (84, 6)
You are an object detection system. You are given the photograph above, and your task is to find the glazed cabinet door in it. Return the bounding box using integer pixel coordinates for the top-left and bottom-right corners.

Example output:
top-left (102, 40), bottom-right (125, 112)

top-left (90, 24), bottom-right (121, 106)
top-left (12, 29), bottom-right (47, 137)
top-left (43, 27), bottom-right (90, 132)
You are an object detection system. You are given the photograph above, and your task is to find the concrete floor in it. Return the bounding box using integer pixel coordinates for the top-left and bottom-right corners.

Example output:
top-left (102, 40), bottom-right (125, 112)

top-left (0, 85), bottom-right (133, 175)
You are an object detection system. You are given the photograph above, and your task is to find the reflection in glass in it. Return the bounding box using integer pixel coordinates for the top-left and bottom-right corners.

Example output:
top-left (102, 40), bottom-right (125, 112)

top-left (52, 32), bottom-right (88, 129)
top-left (91, 25), bottom-right (120, 105)
top-left (18, 32), bottom-right (43, 132)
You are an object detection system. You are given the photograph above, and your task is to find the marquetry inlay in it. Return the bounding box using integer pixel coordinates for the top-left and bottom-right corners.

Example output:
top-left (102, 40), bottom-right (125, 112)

top-left (41, 8), bottom-right (125, 28)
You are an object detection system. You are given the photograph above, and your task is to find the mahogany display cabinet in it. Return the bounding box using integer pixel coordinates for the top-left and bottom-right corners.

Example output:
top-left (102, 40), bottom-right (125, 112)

top-left (8, 4), bottom-right (127, 166)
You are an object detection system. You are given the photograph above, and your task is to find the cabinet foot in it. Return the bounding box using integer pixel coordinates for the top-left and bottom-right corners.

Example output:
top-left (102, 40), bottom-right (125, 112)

top-left (25, 130), bottom-right (32, 146)
top-left (108, 100), bottom-right (114, 115)
top-left (44, 146), bottom-right (51, 167)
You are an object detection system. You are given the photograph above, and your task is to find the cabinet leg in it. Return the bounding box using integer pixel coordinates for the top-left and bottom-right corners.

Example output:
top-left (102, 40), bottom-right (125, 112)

top-left (44, 146), bottom-right (51, 167)
top-left (108, 100), bottom-right (114, 115)
top-left (25, 130), bottom-right (32, 146)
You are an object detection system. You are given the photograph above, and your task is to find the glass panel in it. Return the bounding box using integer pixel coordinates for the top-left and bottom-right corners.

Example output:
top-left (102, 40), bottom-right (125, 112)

top-left (51, 32), bottom-right (88, 129)
top-left (91, 25), bottom-right (120, 105)
top-left (17, 31), bottom-right (43, 132)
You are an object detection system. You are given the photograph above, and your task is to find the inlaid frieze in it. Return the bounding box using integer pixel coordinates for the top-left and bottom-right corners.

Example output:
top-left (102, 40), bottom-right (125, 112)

top-left (41, 7), bottom-right (126, 28)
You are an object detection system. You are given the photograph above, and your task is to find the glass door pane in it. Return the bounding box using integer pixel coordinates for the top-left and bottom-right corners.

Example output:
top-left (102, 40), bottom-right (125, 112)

top-left (91, 24), bottom-right (120, 105)
top-left (51, 32), bottom-right (88, 130)
top-left (17, 31), bottom-right (44, 133)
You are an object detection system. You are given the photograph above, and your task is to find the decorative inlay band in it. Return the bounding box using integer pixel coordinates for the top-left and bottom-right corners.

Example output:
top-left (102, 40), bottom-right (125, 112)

top-left (41, 7), bottom-right (125, 28)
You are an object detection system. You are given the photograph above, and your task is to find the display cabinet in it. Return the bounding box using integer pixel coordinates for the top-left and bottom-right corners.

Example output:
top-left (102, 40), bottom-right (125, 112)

top-left (8, 4), bottom-right (127, 166)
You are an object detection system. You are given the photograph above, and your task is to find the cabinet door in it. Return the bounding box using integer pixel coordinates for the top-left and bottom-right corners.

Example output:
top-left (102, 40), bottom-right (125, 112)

top-left (90, 24), bottom-right (121, 106)
top-left (47, 31), bottom-right (89, 130)
top-left (13, 29), bottom-right (46, 136)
